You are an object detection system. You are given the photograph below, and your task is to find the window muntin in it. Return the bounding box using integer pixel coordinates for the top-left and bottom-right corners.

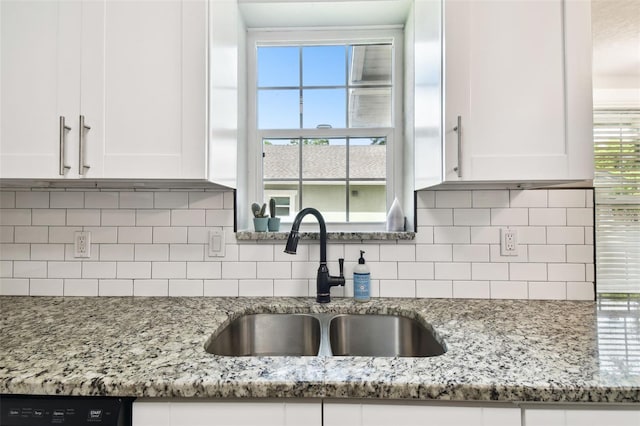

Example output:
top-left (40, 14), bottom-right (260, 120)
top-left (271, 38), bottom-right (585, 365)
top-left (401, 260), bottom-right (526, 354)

top-left (250, 30), bottom-right (401, 226)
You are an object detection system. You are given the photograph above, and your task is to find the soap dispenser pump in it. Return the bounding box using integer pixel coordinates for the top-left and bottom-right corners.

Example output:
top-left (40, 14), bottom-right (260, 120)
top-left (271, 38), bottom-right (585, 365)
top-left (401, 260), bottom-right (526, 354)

top-left (353, 250), bottom-right (370, 302)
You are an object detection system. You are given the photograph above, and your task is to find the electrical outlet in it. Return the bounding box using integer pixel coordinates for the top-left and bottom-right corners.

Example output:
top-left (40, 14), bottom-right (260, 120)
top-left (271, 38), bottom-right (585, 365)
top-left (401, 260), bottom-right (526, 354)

top-left (74, 231), bottom-right (91, 258)
top-left (500, 228), bottom-right (518, 256)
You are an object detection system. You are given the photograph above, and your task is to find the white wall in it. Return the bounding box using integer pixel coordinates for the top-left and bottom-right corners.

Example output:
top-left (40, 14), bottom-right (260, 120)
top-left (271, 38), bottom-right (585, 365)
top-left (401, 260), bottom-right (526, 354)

top-left (0, 188), bottom-right (594, 300)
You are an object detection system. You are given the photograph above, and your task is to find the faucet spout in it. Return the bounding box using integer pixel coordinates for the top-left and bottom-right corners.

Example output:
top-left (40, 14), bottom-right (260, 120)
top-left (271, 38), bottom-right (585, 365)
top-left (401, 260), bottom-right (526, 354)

top-left (284, 208), bottom-right (344, 303)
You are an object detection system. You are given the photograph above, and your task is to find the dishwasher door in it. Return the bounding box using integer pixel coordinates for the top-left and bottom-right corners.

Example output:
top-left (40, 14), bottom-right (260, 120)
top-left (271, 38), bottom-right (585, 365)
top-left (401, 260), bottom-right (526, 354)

top-left (0, 395), bottom-right (133, 426)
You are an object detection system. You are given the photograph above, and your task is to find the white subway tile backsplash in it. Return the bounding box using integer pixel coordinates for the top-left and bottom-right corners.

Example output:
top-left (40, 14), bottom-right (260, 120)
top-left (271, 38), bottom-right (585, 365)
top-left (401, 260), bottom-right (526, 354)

top-left (380, 244), bottom-right (415, 261)
top-left (155, 192), bottom-right (188, 209)
top-left (204, 279), bottom-right (239, 296)
top-left (490, 281), bottom-right (528, 299)
top-left (102, 209), bottom-right (136, 226)
top-left (32, 209), bottom-right (66, 226)
top-left (83, 262), bottom-right (117, 279)
top-left (169, 279), bottom-right (203, 296)
top-left (0, 192), bottom-right (16, 208)
top-left (380, 280), bottom-right (416, 298)
top-left (509, 190), bottom-right (547, 207)
top-left (50, 192), bottom-right (83, 208)
top-left (239, 279), bottom-right (274, 297)
top-left (453, 209), bottom-right (491, 226)
top-left (153, 227), bottom-right (188, 244)
top-left (64, 279), bottom-right (99, 296)
top-left (30, 279), bottom-right (64, 296)
top-left (15, 191), bottom-right (49, 208)
top-left (548, 189), bottom-right (585, 207)
top-left (453, 245), bottom-right (489, 262)
top-left (435, 191), bottom-right (472, 208)
top-left (547, 227), bottom-right (584, 245)
top-left (97, 244), bottom-right (133, 261)
top-left (15, 226), bottom-right (48, 243)
top-left (472, 263), bottom-right (509, 281)
top-left (435, 262), bottom-right (471, 280)
top-left (186, 262), bottom-right (222, 279)
top-left (120, 192), bottom-right (153, 208)
top-left (0, 209), bottom-right (31, 225)
top-left (528, 281), bottom-right (566, 300)
top-left (434, 227), bottom-right (470, 244)
top-left (0, 278), bottom-right (29, 295)
top-left (0, 226), bottom-right (14, 243)
top-left (491, 208), bottom-right (528, 226)
top-left (453, 281), bottom-right (490, 299)
top-left (416, 280), bottom-right (453, 298)
top-left (0, 188), bottom-right (595, 300)
top-left (67, 209), bottom-right (100, 226)
top-left (472, 190), bottom-right (509, 208)
top-left (85, 192), bottom-right (119, 209)
top-left (398, 262), bottom-right (434, 279)
top-left (48, 262), bottom-right (82, 278)
top-left (189, 192), bottom-right (224, 209)
top-left (529, 208), bottom-right (566, 226)
top-left (134, 279), bottom-right (169, 296)
top-left (14, 261), bottom-right (47, 278)
top-left (98, 279), bottom-right (134, 296)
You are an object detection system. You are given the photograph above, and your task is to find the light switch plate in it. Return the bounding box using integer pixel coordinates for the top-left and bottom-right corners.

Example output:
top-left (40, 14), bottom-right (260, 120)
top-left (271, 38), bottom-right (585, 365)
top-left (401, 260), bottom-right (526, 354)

top-left (208, 229), bottom-right (225, 257)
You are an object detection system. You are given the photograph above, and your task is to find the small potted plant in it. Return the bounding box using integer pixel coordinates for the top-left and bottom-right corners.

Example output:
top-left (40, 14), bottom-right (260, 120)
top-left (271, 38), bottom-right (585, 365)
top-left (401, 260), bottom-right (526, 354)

top-left (268, 198), bottom-right (280, 232)
top-left (251, 202), bottom-right (269, 232)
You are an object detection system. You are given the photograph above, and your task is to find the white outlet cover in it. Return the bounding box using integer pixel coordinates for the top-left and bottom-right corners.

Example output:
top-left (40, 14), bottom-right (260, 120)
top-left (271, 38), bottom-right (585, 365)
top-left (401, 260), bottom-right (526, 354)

top-left (74, 231), bottom-right (91, 258)
top-left (500, 228), bottom-right (518, 256)
top-left (208, 230), bottom-right (225, 257)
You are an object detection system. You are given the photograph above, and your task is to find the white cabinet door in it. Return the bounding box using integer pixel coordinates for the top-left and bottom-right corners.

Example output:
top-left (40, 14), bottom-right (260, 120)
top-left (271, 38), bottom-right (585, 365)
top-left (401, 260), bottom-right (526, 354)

top-left (443, 0), bottom-right (593, 183)
top-left (81, 0), bottom-right (207, 180)
top-left (132, 399), bottom-right (322, 426)
top-left (323, 401), bottom-right (521, 426)
top-left (0, 0), bottom-right (81, 179)
top-left (525, 407), bottom-right (640, 426)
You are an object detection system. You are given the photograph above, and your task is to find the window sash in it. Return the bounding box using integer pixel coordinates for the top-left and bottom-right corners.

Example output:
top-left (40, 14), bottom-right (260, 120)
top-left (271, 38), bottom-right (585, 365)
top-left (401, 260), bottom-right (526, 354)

top-left (594, 109), bottom-right (640, 294)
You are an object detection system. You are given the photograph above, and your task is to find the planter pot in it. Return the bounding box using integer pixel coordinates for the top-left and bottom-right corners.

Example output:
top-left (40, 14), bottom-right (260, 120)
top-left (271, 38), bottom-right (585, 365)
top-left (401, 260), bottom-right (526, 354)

top-left (253, 217), bottom-right (269, 232)
top-left (268, 217), bottom-right (281, 232)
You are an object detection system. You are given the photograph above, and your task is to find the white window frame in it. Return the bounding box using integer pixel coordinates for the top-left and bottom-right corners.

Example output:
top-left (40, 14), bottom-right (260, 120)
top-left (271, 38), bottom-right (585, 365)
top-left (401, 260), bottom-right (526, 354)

top-left (246, 28), bottom-right (404, 228)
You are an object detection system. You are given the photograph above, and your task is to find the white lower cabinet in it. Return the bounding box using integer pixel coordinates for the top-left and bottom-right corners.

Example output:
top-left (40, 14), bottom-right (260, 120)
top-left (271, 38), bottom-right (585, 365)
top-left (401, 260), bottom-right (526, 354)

top-left (524, 407), bottom-right (640, 426)
top-left (131, 399), bottom-right (640, 426)
top-left (132, 399), bottom-right (322, 426)
top-left (323, 401), bottom-right (521, 426)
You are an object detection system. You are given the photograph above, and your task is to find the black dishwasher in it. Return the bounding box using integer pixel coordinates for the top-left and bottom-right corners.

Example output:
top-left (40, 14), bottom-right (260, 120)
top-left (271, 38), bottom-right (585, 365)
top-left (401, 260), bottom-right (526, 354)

top-left (0, 395), bottom-right (133, 426)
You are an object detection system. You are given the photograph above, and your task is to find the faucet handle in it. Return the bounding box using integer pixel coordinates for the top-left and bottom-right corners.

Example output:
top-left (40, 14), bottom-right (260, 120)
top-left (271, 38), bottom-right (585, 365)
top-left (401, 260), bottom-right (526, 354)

top-left (338, 258), bottom-right (344, 277)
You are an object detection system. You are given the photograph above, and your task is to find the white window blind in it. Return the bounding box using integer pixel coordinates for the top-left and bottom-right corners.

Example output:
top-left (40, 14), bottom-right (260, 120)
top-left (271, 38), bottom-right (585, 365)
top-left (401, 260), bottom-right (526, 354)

top-left (594, 110), bottom-right (640, 294)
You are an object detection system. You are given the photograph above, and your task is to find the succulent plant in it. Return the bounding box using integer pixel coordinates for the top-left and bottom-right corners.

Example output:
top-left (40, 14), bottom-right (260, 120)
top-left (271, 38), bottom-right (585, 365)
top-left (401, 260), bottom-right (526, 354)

top-left (269, 198), bottom-right (277, 218)
top-left (251, 202), bottom-right (268, 218)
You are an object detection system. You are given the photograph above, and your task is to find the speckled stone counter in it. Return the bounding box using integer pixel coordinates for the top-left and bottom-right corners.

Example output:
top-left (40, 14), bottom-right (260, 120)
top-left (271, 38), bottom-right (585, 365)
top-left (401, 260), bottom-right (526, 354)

top-left (1, 297), bottom-right (639, 403)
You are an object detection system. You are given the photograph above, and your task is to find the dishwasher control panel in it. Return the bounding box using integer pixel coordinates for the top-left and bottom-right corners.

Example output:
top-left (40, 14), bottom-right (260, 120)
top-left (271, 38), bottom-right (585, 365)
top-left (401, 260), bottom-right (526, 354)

top-left (0, 395), bottom-right (131, 426)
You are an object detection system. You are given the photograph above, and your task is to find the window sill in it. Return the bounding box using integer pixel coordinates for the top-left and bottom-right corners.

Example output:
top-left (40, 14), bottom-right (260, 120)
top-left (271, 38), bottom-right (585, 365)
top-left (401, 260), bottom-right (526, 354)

top-left (235, 231), bottom-right (415, 241)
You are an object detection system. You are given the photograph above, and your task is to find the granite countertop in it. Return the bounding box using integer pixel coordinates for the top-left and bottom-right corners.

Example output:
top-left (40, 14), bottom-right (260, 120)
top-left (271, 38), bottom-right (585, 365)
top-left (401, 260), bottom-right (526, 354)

top-left (1, 296), bottom-right (639, 403)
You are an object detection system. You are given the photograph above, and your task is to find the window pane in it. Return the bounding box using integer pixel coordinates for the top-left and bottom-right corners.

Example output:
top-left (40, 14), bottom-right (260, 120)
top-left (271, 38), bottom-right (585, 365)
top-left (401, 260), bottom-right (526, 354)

top-left (349, 87), bottom-right (392, 128)
top-left (263, 139), bottom-right (299, 179)
top-left (303, 89), bottom-right (346, 129)
top-left (302, 138), bottom-right (346, 179)
top-left (258, 90), bottom-right (299, 129)
top-left (349, 137), bottom-right (386, 179)
top-left (349, 183), bottom-right (386, 222)
top-left (258, 46), bottom-right (299, 87)
top-left (302, 182), bottom-right (346, 222)
top-left (303, 45), bottom-right (346, 86)
top-left (349, 44), bottom-right (392, 85)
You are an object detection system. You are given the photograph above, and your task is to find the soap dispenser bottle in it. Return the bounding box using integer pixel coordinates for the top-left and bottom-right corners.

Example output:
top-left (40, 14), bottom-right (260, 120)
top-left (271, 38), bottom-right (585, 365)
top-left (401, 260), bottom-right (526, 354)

top-left (353, 250), bottom-right (370, 302)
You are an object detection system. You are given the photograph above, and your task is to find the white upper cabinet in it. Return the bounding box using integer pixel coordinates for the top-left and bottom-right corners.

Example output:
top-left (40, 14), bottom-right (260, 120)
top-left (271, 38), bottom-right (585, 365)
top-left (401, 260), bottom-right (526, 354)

top-left (1, 0), bottom-right (208, 181)
top-left (417, 0), bottom-right (594, 188)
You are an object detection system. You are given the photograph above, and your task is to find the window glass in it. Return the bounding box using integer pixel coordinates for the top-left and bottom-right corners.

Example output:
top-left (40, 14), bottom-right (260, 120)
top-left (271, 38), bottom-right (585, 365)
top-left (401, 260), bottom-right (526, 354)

top-left (302, 138), bottom-right (346, 179)
top-left (258, 46), bottom-right (299, 87)
top-left (303, 89), bottom-right (346, 129)
top-left (303, 45), bottom-right (346, 86)
top-left (258, 90), bottom-right (299, 129)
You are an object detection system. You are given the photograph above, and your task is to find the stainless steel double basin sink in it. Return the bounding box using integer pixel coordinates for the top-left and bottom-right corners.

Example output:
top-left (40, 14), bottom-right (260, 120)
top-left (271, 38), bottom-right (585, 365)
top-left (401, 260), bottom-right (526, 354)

top-left (205, 313), bottom-right (446, 358)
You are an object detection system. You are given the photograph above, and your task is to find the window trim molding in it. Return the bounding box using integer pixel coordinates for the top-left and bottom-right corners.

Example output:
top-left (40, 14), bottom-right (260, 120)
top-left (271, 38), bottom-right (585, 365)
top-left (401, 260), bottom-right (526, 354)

top-left (245, 27), bottom-right (404, 230)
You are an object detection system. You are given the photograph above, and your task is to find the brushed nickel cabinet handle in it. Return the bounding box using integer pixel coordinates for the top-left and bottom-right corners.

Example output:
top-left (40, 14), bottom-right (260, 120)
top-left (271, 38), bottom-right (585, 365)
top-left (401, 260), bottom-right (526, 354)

top-left (79, 115), bottom-right (91, 175)
top-left (453, 115), bottom-right (462, 178)
top-left (59, 116), bottom-right (71, 175)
